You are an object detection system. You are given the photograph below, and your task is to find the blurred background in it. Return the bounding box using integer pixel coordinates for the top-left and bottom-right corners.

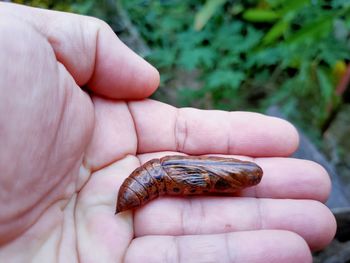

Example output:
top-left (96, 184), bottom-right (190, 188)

top-left (7, 0), bottom-right (350, 261)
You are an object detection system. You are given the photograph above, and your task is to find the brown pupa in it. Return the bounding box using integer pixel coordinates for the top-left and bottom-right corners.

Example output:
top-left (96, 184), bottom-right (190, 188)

top-left (115, 155), bottom-right (263, 213)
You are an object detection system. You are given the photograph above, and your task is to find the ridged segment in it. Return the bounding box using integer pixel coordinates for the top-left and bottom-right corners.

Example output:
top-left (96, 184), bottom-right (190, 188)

top-left (116, 155), bottom-right (263, 213)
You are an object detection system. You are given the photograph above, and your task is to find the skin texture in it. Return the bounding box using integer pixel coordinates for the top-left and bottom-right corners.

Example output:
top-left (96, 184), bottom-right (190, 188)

top-left (0, 3), bottom-right (336, 263)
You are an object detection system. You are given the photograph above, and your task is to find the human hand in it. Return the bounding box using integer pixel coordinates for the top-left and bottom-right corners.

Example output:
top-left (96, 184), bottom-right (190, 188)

top-left (0, 3), bottom-right (336, 263)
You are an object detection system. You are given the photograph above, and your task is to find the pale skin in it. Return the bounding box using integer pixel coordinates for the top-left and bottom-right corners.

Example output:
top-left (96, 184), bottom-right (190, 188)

top-left (0, 3), bottom-right (336, 263)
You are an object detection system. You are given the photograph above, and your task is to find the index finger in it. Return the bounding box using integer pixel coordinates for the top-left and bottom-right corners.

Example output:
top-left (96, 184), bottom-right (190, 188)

top-left (129, 100), bottom-right (299, 157)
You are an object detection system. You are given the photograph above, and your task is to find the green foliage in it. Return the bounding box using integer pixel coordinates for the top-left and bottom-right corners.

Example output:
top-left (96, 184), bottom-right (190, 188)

top-left (194, 0), bottom-right (226, 30)
top-left (17, 0), bottom-right (350, 138)
top-left (13, 0), bottom-right (119, 25)
top-left (242, 9), bottom-right (280, 22)
top-left (122, 0), bottom-right (350, 137)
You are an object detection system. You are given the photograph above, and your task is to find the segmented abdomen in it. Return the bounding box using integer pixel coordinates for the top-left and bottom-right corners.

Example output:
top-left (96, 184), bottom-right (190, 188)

top-left (115, 155), bottom-right (263, 213)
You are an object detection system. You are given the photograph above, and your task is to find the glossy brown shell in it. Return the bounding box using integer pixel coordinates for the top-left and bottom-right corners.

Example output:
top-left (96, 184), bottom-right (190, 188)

top-left (115, 155), bottom-right (263, 213)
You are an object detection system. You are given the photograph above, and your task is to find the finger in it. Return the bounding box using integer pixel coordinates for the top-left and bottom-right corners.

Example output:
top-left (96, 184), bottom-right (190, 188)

top-left (0, 2), bottom-right (159, 99)
top-left (84, 97), bottom-right (138, 171)
top-left (135, 153), bottom-right (334, 250)
top-left (137, 153), bottom-right (331, 202)
top-left (134, 197), bottom-right (336, 251)
top-left (125, 230), bottom-right (312, 263)
top-left (251, 157), bottom-right (331, 202)
top-left (128, 100), bottom-right (299, 156)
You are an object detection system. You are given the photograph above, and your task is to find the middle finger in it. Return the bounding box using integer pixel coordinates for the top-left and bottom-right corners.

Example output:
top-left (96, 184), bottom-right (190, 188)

top-left (133, 153), bottom-right (334, 250)
top-left (134, 197), bottom-right (334, 251)
top-left (137, 153), bottom-right (331, 201)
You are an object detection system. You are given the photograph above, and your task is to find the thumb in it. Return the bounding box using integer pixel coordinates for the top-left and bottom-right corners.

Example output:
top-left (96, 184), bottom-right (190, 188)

top-left (0, 2), bottom-right (160, 99)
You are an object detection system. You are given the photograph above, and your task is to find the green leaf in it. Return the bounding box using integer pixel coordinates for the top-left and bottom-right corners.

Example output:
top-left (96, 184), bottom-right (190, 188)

top-left (262, 19), bottom-right (290, 45)
top-left (280, 0), bottom-right (309, 15)
top-left (177, 30), bottom-right (211, 50)
top-left (319, 38), bottom-right (350, 65)
top-left (316, 68), bottom-right (335, 103)
top-left (71, 0), bottom-right (95, 15)
top-left (194, 0), bottom-right (227, 31)
top-left (177, 47), bottom-right (216, 70)
top-left (291, 61), bottom-right (315, 96)
top-left (149, 48), bottom-right (176, 68)
top-left (285, 15), bottom-right (333, 45)
top-left (241, 27), bottom-right (264, 51)
top-left (242, 9), bottom-right (280, 23)
top-left (332, 0), bottom-right (350, 8)
top-left (206, 70), bottom-right (245, 90)
top-left (247, 47), bottom-right (284, 67)
top-left (214, 26), bottom-right (262, 54)
top-left (218, 55), bottom-right (241, 68)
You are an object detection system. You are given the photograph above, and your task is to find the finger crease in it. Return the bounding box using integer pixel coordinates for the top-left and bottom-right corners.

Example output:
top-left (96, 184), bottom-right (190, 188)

top-left (180, 202), bottom-right (186, 235)
top-left (226, 111), bottom-right (232, 154)
top-left (255, 198), bottom-right (265, 230)
top-left (127, 102), bottom-right (140, 153)
top-left (174, 108), bottom-right (188, 153)
top-left (172, 236), bottom-right (181, 263)
top-left (224, 233), bottom-right (235, 263)
top-left (252, 158), bottom-right (261, 197)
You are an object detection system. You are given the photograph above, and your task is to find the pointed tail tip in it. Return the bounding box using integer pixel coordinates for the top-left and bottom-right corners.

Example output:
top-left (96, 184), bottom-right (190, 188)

top-left (115, 206), bottom-right (126, 214)
top-left (115, 205), bottom-right (120, 214)
top-left (115, 207), bottom-right (130, 215)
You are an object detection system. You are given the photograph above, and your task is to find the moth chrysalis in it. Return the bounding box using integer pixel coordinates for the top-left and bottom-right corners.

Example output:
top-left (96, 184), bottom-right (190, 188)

top-left (116, 155), bottom-right (263, 213)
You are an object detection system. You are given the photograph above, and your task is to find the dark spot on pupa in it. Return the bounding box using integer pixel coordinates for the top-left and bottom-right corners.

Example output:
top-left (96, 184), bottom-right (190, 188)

top-left (215, 178), bottom-right (231, 190)
top-left (190, 189), bottom-right (196, 193)
top-left (173, 187), bottom-right (180, 192)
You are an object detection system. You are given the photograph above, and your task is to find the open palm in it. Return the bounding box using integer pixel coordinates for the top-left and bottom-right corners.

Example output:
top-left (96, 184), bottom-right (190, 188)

top-left (0, 3), bottom-right (335, 263)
